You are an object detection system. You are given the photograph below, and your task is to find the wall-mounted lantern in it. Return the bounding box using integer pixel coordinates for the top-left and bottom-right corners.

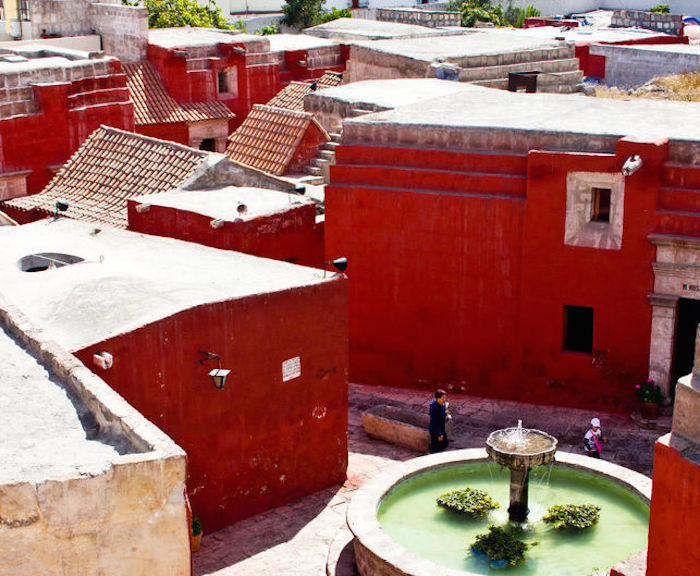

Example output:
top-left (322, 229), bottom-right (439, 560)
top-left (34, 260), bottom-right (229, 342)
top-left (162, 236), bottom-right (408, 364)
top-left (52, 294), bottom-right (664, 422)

top-left (198, 351), bottom-right (230, 390)
top-left (324, 257), bottom-right (348, 277)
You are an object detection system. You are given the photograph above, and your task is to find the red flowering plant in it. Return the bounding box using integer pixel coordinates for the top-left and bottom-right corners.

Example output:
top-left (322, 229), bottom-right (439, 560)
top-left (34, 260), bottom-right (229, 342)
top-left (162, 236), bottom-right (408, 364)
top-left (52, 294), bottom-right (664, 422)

top-left (635, 379), bottom-right (662, 404)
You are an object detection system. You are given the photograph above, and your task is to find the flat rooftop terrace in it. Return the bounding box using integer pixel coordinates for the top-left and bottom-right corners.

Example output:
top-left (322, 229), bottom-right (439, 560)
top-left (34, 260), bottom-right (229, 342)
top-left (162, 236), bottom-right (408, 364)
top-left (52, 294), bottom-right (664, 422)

top-left (148, 27), bottom-right (251, 48)
top-left (514, 25), bottom-right (679, 44)
top-left (136, 186), bottom-right (315, 220)
top-left (345, 85), bottom-right (700, 154)
top-left (0, 325), bottom-right (121, 484)
top-left (352, 30), bottom-right (566, 64)
top-left (0, 219), bottom-right (329, 351)
top-left (304, 17), bottom-right (453, 40)
top-left (311, 78), bottom-right (474, 111)
top-left (266, 33), bottom-right (336, 52)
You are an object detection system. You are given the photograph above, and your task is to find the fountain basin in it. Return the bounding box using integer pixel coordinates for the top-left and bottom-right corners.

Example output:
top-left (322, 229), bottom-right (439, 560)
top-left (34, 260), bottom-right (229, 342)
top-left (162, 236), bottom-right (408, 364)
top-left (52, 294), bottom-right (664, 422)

top-left (485, 427), bottom-right (557, 470)
top-left (348, 449), bottom-right (651, 576)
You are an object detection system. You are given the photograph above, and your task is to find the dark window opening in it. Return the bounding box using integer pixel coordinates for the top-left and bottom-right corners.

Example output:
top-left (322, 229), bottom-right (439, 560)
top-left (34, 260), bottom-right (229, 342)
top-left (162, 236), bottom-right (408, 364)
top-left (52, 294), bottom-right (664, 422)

top-left (199, 138), bottom-right (215, 152)
top-left (591, 187), bottom-right (611, 222)
top-left (217, 70), bottom-right (227, 94)
top-left (563, 305), bottom-right (593, 353)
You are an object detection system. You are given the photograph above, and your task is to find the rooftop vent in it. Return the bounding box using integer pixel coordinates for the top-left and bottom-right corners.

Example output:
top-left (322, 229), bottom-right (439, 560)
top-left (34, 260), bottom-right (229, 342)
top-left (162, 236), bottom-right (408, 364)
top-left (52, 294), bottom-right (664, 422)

top-left (19, 252), bottom-right (84, 273)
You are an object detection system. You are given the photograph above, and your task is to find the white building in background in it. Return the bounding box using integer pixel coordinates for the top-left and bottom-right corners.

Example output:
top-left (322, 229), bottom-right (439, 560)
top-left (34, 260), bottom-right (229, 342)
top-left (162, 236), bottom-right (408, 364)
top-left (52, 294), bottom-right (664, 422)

top-left (225, 0), bottom-right (432, 15)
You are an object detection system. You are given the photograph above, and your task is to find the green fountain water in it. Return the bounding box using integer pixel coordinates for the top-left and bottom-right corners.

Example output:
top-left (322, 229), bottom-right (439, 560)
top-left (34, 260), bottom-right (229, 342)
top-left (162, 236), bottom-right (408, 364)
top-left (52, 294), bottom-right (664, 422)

top-left (377, 463), bottom-right (649, 575)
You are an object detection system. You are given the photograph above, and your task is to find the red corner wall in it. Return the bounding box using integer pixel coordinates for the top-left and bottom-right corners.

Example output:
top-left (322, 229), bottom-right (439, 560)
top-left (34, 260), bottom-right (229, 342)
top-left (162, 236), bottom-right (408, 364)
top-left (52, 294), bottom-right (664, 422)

top-left (74, 277), bottom-right (348, 532)
top-left (646, 437), bottom-right (700, 575)
top-left (325, 137), bottom-right (683, 410)
top-left (127, 200), bottom-right (324, 268)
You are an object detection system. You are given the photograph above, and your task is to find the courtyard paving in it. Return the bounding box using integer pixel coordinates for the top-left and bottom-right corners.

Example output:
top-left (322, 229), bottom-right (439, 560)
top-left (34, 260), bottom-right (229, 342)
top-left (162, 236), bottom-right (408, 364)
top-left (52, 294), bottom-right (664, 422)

top-left (193, 382), bottom-right (668, 576)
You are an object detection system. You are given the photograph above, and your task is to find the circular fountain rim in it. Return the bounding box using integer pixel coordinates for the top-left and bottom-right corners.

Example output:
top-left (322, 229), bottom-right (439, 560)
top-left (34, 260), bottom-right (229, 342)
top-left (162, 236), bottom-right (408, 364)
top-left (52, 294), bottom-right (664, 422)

top-left (485, 427), bottom-right (558, 457)
top-left (347, 449), bottom-right (651, 576)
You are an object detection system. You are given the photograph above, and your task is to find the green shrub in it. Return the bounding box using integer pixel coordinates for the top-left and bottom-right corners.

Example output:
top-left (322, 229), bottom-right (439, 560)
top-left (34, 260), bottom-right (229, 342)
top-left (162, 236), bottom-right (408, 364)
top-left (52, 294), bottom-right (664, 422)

top-left (650, 4), bottom-right (670, 14)
top-left (192, 517), bottom-right (203, 536)
top-left (316, 7), bottom-right (352, 24)
top-left (282, 0), bottom-right (325, 29)
top-left (472, 525), bottom-right (529, 567)
top-left (436, 487), bottom-right (499, 516)
top-left (259, 23), bottom-right (279, 35)
top-left (542, 504), bottom-right (601, 530)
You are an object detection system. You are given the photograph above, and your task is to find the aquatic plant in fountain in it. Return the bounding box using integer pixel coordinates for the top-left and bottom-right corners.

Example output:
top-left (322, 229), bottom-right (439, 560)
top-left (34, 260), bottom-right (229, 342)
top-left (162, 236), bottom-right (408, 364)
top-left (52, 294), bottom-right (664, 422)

top-left (471, 525), bottom-right (531, 568)
top-left (543, 504), bottom-right (601, 530)
top-left (437, 487), bottom-right (500, 516)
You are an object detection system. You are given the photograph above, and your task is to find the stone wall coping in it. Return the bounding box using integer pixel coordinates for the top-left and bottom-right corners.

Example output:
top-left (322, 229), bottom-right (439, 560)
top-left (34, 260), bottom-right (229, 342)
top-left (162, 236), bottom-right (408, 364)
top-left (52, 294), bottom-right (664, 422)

top-left (348, 449), bottom-right (651, 576)
top-left (0, 292), bottom-right (185, 466)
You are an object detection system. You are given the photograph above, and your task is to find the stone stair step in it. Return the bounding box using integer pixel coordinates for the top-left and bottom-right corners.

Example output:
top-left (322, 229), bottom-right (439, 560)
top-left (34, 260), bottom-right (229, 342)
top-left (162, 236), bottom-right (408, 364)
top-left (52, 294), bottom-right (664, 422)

top-left (305, 165), bottom-right (323, 176)
top-left (319, 149), bottom-right (336, 161)
top-left (329, 132), bottom-right (342, 143)
top-left (458, 58), bottom-right (580, 82)
top-left (298, 174), bottom-right (325, 185)
top-left (320, 141), bottom-right (339, 152)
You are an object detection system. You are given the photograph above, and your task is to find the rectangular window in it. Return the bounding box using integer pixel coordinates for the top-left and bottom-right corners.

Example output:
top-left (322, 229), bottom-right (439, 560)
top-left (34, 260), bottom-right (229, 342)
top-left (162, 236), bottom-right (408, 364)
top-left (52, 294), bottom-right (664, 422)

top-left (18, 0), bottom-right (30, 20)
top-left (563, 305), bottom-right (593, 354)
top-left (217, 70), bottom-right (227, 94)
top-left (591, 187), bottom-right (611, 223)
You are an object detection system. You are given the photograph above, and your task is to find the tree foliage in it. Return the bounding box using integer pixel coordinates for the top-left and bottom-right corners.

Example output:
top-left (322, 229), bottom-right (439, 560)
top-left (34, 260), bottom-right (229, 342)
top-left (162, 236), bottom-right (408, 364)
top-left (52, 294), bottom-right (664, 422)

top-left (281, 0), bottom-right (351, 30)
top-left (123, 0), bottom-right (231, 29)
top-left (446, 1), bottom-right (540, 28)
top-left (281, 0), bottom-right (326, 30)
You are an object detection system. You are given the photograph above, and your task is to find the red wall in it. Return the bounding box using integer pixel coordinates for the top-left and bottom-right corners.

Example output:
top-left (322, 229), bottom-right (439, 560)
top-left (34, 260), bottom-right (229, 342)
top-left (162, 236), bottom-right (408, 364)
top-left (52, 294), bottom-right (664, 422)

top-left (74, 278), bottom-right (348, 532)
top-left (0, 62), bottom-right (134, 196)
top-left (134, 121), bottom-right (190, 147)
top-left (325, 137), bottom-right (696, 410)
top-left (647, 438), bottom-right (700, 575)
top-left (127, 200), bottom-right (324, 268)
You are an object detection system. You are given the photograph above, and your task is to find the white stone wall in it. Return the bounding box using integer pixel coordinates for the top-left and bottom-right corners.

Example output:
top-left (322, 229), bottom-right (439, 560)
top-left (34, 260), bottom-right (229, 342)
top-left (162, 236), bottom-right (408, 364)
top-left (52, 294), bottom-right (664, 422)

top-left (0, 297), bottom-right (191, 576)
top-left (590, 44), bottom-right (700, 89)
top-left (89, 3), bottom-right (148, 62)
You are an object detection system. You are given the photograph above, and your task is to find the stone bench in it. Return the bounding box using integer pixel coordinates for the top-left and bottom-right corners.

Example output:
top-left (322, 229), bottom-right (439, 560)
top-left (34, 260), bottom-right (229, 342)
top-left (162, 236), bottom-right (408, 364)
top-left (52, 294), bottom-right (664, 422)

top-left (361, 404), bottom-right (453, 453)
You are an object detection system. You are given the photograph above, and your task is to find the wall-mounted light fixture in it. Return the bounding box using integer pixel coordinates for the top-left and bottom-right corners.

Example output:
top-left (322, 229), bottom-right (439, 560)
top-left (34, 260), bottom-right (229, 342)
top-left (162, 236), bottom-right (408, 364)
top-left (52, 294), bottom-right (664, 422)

top-left (324, 257), bottom-right (348, 277)
top-left (622, 155), bottom-right (643, 177)
top-left (198, 351), bottom-right (230, 390)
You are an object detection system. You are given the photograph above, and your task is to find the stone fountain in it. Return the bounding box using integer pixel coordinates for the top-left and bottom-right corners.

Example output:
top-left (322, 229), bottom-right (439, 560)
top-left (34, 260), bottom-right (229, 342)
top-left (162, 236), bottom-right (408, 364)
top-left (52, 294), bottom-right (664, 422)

top-left (485, 421), bottom-right (557, 522)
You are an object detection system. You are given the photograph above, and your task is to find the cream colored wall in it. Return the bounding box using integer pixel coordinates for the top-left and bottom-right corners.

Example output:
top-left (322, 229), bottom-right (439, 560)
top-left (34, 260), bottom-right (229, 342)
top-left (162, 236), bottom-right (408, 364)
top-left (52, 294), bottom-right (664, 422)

top-left (0, 297), bottom-right (191, 576)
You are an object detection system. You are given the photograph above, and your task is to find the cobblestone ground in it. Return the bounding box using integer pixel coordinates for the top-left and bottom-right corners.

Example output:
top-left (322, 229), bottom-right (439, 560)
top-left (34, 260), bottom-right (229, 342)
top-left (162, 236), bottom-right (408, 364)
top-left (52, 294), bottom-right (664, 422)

top-left (193, 383), bottom-right (668, 576)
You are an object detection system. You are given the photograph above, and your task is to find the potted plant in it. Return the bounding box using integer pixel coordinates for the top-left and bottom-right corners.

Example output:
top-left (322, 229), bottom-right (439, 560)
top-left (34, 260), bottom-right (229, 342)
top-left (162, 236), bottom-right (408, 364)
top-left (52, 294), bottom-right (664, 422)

top-left (635, 378), bottom-right (662, 419)
top-left (192, 517), bottom-right (203, 553)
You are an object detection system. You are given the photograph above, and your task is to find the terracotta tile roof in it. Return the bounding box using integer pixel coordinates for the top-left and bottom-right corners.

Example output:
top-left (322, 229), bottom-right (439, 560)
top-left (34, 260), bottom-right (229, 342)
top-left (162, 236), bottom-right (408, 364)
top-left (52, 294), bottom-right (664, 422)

top-left (265, 72), bottom-right (343, 112)
top-left (124, 61), bottom-right (234, 125)
top-left (317, 71), bottom-right (343, 87)
top-left (181, 101), bottom-right (235, 122)
top-left (226, 105), bottom-right (326, 176)
top-left (265, 81), bottom-right (316, 112)
top-left (3, 126), bottom-right (208, 228)
top-left (123, 61), bottom-right (190, 125)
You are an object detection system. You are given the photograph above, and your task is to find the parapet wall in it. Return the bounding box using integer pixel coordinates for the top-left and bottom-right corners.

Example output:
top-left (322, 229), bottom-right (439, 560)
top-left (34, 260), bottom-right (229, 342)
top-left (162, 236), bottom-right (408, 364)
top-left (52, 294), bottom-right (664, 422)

top-left (89, 3), bottom-right (148, 62)
top-left (0, 296), bottom-right (190, 576)
top-left (611, 9), bottom-right (684, 35)
top-left (376, 7), bottom-right (461, 28)
top-left (26, 0), bottom-right (148, 62)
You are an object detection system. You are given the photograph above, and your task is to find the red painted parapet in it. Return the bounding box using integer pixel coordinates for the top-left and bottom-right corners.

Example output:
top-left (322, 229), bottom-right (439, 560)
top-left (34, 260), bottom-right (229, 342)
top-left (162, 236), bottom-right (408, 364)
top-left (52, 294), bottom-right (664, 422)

top-left (127, 198), bottom-right (324, 268)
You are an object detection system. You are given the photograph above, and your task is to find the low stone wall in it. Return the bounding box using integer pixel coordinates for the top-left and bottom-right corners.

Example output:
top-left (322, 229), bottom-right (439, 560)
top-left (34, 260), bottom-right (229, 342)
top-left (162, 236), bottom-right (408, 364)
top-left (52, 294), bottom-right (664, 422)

top-left (362, 405), bottom-right (454, 453)
top-left (0, 296), bottom-right (190, 576)
top-left (590, 44), bottom-right (700, 89)
top-left (376, 7), bottom-right (461, 28)
top-left (611, 10), bottom-right (684, 36)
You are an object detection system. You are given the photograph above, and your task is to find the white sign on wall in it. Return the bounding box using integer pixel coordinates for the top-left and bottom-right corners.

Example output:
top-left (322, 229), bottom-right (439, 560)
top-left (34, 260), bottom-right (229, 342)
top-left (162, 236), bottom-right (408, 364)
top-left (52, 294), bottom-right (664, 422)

top-left (282, 356), bottom-right (301, 382)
